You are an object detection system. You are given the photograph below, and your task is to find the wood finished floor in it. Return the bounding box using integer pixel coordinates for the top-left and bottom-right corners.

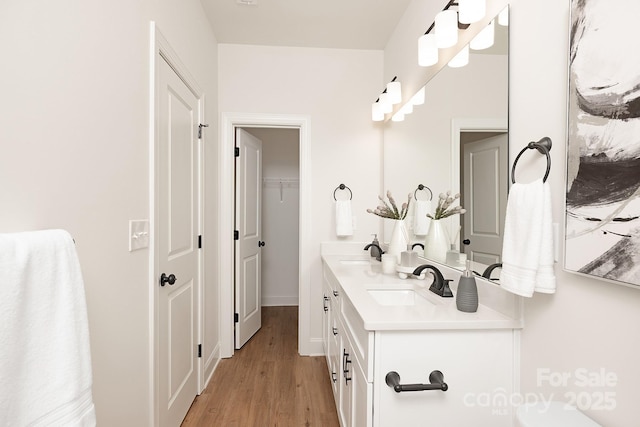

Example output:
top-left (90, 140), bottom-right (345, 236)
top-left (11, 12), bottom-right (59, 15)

top-left (181, 306), bottom-right (340, 427)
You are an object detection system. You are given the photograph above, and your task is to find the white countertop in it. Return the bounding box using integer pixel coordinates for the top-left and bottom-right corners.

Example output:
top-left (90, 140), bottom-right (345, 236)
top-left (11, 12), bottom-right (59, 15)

top-left (322, 252), bottom-right (523, 331)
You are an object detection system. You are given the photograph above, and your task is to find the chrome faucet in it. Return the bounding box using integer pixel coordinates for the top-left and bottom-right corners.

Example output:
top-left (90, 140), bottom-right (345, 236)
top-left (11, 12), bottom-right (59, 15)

top-left (363, 243), bottom-right (384, 261)
top-left (412, 264), bottom-right (453, 297)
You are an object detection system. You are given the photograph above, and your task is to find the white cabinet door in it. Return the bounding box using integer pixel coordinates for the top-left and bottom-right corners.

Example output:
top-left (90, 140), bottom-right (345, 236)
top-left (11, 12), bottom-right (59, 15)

top-left (374, 330), bottom-right (514, 427)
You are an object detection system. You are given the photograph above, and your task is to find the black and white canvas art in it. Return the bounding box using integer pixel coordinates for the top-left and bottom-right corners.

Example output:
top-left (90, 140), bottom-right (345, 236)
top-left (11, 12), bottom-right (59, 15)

top-left (565, 0), bottom-right (640, 287)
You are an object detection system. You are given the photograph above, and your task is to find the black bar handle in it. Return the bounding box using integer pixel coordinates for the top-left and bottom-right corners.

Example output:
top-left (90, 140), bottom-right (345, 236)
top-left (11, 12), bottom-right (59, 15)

top-left (385, 370), bottom-right (448, 393)
top-left (323, 296), bottom-right (329, 312)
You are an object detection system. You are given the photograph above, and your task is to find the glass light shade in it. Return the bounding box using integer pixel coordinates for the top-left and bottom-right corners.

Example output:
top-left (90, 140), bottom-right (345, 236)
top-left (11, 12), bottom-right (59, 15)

top-left (378, 92), bottom-right (392, 113)
top-left (387, 81), bottom-right (402, 105)
top-left (458, 0), bottom-right (486, 24)
top-left (411, 86), bottom-right (425, 105)
top-left (448, 44), bottom-right (469, 68)
top-left (371, 102), bottom-right (384, 121)
top-left (391, 111), bottom-right (405, 122)
top-left (435, 10), bottom-right (458, 48)
top-left (470, 20), bottom-right (494, 50)
top-left (498, 7), bottom-right (509, 26)
top-left (418, 33), bottom-right (438, 67)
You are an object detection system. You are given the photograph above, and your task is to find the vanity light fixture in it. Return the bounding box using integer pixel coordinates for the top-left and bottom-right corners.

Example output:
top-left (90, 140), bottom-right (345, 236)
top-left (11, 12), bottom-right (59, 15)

top-left (387, 77), bottom-right (402, 105)
top-left (418, 33), bottom-right (439, 67)
top-left (448, 44), bottom-right (469, 68)
top-left (435, 9), bottom-right (458, 48)
top-left (372, 100), bottom-right (385, 121)
top-left (400, 102), bottom-right (414, 115)
top-left (371, 77), bottom-right (401, 121)
top-left (470, 19), bottom-right (494, 50)
top-left (458, 0), bottom-right (486, 24)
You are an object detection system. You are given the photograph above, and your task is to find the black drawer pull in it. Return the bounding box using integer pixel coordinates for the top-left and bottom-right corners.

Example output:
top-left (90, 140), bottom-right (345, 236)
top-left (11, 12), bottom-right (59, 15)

top-left (385, 370), bottom-right (448, 393)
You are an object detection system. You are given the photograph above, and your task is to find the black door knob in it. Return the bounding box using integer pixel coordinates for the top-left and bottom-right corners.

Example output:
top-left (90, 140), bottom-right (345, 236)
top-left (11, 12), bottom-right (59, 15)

top-left (258, 241), bottom-right (266, 247)
top-left (160, 273), bottom-right (176, 286)
top-left (462, 239), bottom-right (471, 245)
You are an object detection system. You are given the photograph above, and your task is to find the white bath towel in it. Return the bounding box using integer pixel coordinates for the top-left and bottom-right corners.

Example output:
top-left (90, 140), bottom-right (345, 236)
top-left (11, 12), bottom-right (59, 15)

top-left (335, 200), bottom-right (353, 236)
top-left (500, 180), bottom-right (556, 297)
top-left (0, 230), bottom-right (96, 426)
top-left (412, 200), bottom-right (432, 236)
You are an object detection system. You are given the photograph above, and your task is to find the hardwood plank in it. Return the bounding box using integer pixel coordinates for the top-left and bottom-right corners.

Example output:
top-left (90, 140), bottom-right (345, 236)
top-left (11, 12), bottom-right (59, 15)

top-left (181, 306), bottom-right (339, 427)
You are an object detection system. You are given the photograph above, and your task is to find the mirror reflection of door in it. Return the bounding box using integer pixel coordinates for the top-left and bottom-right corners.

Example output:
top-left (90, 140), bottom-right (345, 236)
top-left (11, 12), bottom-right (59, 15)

top-left (461, 132), bottom-right (508, 265)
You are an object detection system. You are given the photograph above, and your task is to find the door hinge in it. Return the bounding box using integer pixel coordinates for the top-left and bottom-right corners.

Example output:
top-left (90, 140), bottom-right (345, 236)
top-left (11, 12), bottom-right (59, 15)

top-left (198, 235), bottom-right (202, 249)
top-left (234, 313), bottom-right (239, 323)
top-left (198, 344), bottom-right (202, 358)
top-left (234, 230), bottom-right (239, 240)
top-left (235, 147), bottom-right (240, 157)
top-left (198, 123), bottom-right (209, 139)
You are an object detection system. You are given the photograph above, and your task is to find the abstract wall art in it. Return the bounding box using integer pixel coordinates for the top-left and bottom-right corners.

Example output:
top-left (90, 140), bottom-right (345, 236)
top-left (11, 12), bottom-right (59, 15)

top-left (565, 0), bottom-right (640, 287)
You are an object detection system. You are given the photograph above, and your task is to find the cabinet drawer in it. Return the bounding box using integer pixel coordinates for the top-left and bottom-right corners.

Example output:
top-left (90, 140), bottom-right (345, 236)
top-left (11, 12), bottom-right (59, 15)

top-left (341, 294), bottom-right (374, 381)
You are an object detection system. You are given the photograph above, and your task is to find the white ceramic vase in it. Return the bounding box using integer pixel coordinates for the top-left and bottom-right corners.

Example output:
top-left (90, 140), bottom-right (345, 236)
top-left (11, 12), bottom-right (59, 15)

top-left (387, 219), bottom-right (408, 264)
top-left (423, 219), bottom-right (449, 264)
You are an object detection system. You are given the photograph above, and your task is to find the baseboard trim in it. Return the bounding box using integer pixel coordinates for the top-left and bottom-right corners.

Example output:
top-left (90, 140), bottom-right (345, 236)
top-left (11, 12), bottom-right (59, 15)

top-left (262, 296), bottom-right (299, 306)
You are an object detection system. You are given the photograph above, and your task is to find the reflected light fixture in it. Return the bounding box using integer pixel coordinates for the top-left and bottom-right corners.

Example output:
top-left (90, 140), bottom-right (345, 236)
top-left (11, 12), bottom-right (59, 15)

top-left (435, 9), bottom-right (458, 48)
top-left (498, 7), bottom-right (509, 26)
top-left (391, 111), bottom-right (405, 122)
top-left (418, 33), bottom-right (438, 67)
top-left (411, 86), bottom-right (426, 105)
top-left (470, 19), bottom-right (494, 50)
top-left (458, 0), bottom-right (486, 24)
top-left (400, 102), bottom-right (414, 115)
top-left (448, 44), bottom-right (469, 68)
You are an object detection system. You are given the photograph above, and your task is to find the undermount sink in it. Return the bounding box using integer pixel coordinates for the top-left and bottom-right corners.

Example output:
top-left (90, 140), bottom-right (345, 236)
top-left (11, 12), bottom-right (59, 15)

top-left (340, 259), bottom-right (371, 265)
top-left (367, 289), bottom-right (435, 306)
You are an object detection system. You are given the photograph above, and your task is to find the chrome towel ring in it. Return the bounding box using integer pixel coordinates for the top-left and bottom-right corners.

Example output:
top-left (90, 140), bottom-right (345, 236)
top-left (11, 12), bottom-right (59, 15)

top-left (333, 183), bottom-right (353, 201)
top-left (414, 184), bottom-right (433, 201)
top-left (511, 137), bottom-right (552, 184)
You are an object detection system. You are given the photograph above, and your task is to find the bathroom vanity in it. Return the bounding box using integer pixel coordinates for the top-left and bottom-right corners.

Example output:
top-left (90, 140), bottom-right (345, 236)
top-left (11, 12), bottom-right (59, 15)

top-left (321, 243), bottom-right (523, 427)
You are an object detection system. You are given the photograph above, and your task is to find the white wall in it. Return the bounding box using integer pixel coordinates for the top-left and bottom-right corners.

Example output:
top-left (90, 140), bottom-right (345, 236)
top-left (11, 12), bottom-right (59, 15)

top-left (384, 0), bottom-right (640, 425)
top-left (246, 128), bottom-right (300, 306)
top-left (219, 44), bottom-right (384, 350)
top-left (0, 1), bottom-right (219, 425)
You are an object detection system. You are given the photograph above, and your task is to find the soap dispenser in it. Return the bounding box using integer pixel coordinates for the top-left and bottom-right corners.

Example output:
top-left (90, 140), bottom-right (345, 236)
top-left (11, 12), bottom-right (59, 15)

top-left (369, 234), bottom-right (381, 259)
top-left (456, 260), bottom-right (478, 313)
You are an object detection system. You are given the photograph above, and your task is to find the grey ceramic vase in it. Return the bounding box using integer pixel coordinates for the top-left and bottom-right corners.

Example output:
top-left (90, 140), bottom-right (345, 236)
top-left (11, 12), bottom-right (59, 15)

top-left (456, 275), bottom-right (478, 313)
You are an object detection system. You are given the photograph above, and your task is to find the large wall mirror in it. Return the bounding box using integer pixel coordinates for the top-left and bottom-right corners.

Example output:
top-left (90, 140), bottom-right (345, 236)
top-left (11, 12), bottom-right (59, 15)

top-left (383, 6), bottom-right (509, 279)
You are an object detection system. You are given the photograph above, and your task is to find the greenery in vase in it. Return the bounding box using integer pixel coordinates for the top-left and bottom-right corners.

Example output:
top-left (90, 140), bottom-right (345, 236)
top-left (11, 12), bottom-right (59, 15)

top-left (367, 191), bottom-right (412, 220)
top-left (428, 191), bottom-right (466, 220)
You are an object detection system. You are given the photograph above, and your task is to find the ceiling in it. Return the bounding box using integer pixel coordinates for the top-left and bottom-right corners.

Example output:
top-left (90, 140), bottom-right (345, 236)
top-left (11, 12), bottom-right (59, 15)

top-left (200, 0), bottom-right (414, 50)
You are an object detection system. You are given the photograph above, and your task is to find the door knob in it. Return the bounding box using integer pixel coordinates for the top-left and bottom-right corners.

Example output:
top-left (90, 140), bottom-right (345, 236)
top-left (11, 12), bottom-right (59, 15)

top-left (463, 239), bottom-right (471, 245)
top-left (258, 241), bottom-right (266, 247)
top-left (160, 273), bottom-right (176, 286)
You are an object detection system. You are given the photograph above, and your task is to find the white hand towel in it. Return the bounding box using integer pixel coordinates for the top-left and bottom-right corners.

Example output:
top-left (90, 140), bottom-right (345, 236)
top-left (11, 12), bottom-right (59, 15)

top-left (0, 230), bottom-right (96, 427)
top-left (412, 200), bottom-right (432, 236)
top-left (500, 180), bottom-right (556, 297)
top-left (335, 200), bottom-right (353, 236)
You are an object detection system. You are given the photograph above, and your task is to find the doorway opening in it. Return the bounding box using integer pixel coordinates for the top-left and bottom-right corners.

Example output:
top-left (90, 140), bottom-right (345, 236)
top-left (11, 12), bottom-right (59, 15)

top-left (234, 127), bottom-right (300, 349)
top-left (219, 113), bottom-right (312, 359)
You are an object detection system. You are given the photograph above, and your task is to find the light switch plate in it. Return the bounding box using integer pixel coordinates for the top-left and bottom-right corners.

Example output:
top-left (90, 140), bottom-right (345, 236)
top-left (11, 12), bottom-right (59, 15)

top-left (129, 220), bottom-right (149, 252)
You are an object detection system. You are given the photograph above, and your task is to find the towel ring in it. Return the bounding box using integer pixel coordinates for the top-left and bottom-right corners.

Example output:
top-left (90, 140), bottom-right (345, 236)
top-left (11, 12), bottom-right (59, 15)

top-left (333, 183), bottom-right (352, 201)
top-left (511, 137), bottom-right (552, 184)
top-left (414, 184), bottom-right (433, 201)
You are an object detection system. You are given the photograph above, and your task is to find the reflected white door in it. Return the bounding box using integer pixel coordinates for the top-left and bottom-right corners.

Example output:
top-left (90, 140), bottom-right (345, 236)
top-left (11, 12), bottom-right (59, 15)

top-left (157, 55), bottom-right (199, 427)
top-left (235, 129), bottom-right (263, 349)
top-left (463, 133), bottom-right (508, 265)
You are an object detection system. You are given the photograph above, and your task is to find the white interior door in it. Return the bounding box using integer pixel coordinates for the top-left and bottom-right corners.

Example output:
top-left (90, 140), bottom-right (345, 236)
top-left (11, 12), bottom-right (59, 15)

top-left (157, 54), bottom-right (199, 427)
top-left (462, 133), bottom-right (508, 266)
top-left (235, 128), bottom-right (263, 349)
